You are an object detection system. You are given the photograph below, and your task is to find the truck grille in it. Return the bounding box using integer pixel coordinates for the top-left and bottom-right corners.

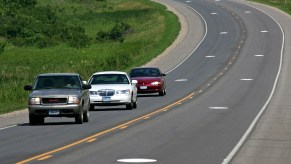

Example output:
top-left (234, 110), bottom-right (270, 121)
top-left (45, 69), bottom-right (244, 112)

top-left (42, 98), bottom-right (67, 104)
top-left (98, 89), bottom-right (115, 96)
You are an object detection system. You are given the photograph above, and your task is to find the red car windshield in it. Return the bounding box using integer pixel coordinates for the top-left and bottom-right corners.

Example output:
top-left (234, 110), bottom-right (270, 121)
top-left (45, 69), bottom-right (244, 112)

top-left (130, 68), bottom-right (161, 77)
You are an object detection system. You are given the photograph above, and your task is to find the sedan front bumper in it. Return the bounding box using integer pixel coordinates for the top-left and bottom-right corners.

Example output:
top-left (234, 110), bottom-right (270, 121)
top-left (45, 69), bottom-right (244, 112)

top-left (90, 94), bottom-right (132, 106)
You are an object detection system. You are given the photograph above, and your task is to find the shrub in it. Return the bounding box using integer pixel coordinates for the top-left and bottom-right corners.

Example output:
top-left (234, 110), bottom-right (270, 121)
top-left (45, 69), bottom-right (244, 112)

top-left (66, 26), bottom-right (90, 48)
top-left (96, 23), bottom-right (133, 43)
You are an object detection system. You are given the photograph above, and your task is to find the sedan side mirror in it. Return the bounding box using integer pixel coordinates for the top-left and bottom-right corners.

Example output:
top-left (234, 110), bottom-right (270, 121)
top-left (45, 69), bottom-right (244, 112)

top-left (161, 73), bottom-right (166, 76)
top-left (24, 85), bottom-right (33, 91)
top-left (82, 84), bottom-right (91, 90)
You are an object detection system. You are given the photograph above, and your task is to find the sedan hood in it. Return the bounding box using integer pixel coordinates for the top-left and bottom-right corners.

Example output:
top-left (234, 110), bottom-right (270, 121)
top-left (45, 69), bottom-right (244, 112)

top-left (30, 89), bottom-right (81, 97)
top-left (90, 84), bottom-right (132, 91)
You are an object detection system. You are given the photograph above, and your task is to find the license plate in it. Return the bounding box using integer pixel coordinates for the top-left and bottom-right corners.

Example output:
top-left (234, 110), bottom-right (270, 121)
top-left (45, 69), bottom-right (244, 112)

top-left (49, 110), bottom-right (60, 115)
top-left (140, 86), bottom-right (147, 90)
top-left (102, 97), bottom-right (111, 102)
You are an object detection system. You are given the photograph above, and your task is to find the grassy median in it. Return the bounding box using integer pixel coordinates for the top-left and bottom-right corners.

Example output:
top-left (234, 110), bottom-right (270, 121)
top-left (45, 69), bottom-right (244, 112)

top-left (0, 0), bottom-right (180, 114)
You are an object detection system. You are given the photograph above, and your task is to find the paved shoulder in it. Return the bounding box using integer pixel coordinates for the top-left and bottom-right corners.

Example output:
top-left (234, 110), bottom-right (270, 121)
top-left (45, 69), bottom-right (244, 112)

top-left (231, 1), bottom-right (291, 164)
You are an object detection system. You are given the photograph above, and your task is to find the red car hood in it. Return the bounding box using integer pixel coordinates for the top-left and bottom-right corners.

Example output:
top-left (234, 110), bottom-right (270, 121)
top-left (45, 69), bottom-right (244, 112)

top-left (131, 77), bottom-right (162, 84)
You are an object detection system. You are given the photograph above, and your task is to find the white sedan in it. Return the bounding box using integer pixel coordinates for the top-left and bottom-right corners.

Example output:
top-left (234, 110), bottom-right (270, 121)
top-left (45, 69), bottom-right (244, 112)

top-left (88, 71), bottom-right (138, 110)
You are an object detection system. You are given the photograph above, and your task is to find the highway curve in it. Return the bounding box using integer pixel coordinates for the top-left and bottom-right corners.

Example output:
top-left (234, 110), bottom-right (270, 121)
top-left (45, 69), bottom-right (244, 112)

top-left (0, 0), bottom-right (283, 164)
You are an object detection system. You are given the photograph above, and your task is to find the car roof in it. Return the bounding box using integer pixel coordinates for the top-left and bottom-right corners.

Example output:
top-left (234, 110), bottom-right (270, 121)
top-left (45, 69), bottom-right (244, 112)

top-left (38, 73), bottom-right (79, 77)
top-left (131, 67), bottom-right (160, 69)
top-left (130, 67), bottom-right (161, 71)
top-left (92, 71), bottom-right (128, 75)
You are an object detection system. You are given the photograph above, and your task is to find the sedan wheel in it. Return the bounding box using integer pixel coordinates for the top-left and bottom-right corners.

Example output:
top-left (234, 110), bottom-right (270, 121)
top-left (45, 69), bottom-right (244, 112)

top-left (159, 89), bottom-right (166, 96)
top-left (126, 102), bottom-right (133, 110)
top-left (133, 101), bottom-right (137, 108)
top-left (89, 104), bottom-right (95, 111)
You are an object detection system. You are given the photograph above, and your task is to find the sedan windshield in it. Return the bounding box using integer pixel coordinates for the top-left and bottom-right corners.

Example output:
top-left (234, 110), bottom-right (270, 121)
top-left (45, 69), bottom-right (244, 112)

top-left (90, 74), bottom-right (129, 85)
top-left (130, 68), bottom-right (161, 77)
top-left (34, 76), bottom-right (81, 90)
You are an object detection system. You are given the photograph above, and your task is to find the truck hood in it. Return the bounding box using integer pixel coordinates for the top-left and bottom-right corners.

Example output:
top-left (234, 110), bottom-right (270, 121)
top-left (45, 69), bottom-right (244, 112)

top-left (29, 89), bottom-right (81, 98)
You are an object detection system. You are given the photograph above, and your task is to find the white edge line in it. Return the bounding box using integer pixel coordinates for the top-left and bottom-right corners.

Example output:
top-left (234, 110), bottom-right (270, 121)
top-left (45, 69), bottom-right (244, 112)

top-left (222, 3), bottom-right (284, 164)
top-left (0, 122), bottom-right (27, 131)
top-left (166, 2), bottom-right (207, 74)
top-left (0, 124), bottom-right (17, 131)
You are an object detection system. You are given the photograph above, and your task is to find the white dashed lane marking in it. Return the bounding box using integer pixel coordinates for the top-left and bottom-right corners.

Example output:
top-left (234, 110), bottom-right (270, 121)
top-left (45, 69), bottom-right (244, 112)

top-left (220, 32), bottom-right (228, 35)
top-left (209, 107), bottom-right (229, 110)
top-left (175, 79), bottom-right (188, 82)
top-left (254, 55), bottom-right (264, 57)
top-left (117, 158), bottom-right (157, 163)
top-left (240, 79), bottom-right (253, 81)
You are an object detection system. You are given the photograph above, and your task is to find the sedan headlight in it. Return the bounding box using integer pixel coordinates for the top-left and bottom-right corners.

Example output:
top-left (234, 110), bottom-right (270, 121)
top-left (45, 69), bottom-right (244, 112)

top-left (116, 89), bottom-right (130, 94)
top-left (151, 81), bottom-right (162, 86)
top-left (90, 91), bottom-right (99, 95)
top-left (29, 97), bottom-right (41, 105)
top-left (68, 96), bottom-right (80, 104)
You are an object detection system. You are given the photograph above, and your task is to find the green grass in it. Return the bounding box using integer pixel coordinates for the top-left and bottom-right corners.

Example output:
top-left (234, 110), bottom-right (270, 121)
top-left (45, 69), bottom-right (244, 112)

top-left (250, 0), bottom-right (291, 14)
top-left (0, 0), bottom-right (180, 114)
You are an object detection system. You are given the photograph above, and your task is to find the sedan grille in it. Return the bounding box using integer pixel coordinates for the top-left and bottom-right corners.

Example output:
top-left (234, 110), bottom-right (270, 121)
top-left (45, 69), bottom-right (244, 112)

top-left (98, 89), bottom-right (115, 96)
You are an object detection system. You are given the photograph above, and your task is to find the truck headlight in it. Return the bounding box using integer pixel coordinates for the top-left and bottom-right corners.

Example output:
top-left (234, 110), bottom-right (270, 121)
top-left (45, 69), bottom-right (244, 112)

top-left (68, 96), bottom-right (80, 104)
top-left (29, 97), bottom-right (41, 105)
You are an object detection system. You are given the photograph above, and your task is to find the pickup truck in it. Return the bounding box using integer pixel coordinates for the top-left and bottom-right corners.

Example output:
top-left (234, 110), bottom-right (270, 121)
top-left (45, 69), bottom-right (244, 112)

top-left (24, 73), bottom-right (91, 125)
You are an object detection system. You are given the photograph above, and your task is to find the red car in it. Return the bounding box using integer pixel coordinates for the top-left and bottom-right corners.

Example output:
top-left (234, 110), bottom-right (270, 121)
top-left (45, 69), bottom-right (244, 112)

top-left (129, 67), bottom-right (166, 96)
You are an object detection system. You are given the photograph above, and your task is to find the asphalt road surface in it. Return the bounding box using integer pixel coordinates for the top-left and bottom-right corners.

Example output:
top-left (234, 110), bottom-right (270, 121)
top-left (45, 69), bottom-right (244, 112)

top-left (0, 0), bottom-right (284, 164)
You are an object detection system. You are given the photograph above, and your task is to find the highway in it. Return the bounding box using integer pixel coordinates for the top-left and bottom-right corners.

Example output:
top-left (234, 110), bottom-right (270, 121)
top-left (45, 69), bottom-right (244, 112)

top-left (0, 0), bottom-right (284, 164)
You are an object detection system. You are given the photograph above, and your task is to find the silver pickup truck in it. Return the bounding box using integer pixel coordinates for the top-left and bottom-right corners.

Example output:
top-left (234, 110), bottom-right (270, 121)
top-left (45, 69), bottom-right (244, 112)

top-left (24, 73), bottom-right (91, 125)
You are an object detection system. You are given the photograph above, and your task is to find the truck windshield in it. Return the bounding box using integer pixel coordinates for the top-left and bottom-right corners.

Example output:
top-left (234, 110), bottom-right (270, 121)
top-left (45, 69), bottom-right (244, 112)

top-left (34, 76), bottom-right (81, 90)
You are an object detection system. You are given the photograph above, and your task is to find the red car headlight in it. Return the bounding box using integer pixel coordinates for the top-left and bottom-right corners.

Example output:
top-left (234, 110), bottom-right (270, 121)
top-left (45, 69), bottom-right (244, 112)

top-left (151, 81), bottom-right (162, 86)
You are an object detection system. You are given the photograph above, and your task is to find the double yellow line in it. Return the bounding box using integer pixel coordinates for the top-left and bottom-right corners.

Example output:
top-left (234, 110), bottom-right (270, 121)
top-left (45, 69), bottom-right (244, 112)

top-left (16, 92), bottom-right (195, 164)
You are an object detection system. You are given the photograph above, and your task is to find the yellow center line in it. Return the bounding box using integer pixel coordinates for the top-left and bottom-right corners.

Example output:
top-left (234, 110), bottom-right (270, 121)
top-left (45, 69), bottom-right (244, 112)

top-left (120, 126), bottom-right (128, 129)
top-left (16, 92), bottom-right (195, 164)
top-left (86, 138), bottom-right (97, 143)
top-left (37, 155), bottom-right (52, 161)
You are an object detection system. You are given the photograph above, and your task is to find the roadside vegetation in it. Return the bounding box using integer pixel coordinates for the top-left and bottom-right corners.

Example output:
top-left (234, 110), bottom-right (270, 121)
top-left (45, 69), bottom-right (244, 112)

top-left (251, 0), bottom-right (291, 14)
top-left (0, 0), bottom-right (180, 114)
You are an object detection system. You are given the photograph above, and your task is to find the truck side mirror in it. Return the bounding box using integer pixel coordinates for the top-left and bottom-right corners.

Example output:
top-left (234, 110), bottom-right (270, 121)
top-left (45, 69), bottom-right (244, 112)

top-left (24, 85), bottom-right (33, 91)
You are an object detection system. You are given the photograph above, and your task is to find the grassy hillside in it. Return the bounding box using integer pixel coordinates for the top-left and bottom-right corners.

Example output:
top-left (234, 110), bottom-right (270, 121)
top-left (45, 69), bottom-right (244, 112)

top-left (251, 0), bottom-right (291, 14)
top-left (0, 0), bottom-right (180, 114)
